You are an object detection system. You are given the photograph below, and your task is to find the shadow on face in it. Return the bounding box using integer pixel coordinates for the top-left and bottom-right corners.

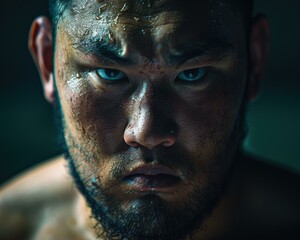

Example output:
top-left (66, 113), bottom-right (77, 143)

top-left (29, 0), bottom-right (269, 239)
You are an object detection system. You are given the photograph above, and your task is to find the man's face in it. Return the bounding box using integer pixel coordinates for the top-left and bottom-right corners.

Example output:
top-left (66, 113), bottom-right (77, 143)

top-left (54, 0), bottom-right (248, 238)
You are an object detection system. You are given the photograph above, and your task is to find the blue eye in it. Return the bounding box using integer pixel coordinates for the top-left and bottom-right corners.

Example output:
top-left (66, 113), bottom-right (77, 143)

top-left (177, 68), bottom-right (206, 82)
top-left (96, 68), bottom-right (126, 81)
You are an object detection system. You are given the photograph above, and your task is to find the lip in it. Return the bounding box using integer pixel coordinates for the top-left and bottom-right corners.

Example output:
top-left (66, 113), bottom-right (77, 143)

top-left (123, 164), bottom-right (182, 191)
top-left (127, 164), bottom-right (180, 177)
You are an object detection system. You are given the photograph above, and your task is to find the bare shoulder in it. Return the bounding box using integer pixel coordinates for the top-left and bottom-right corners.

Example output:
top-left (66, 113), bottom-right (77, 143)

top-left (0, 156), bottom-right (78, 240)
top-left (242, 154), bottom-right (300, 201)
top-left (237, 154), bottom-right (300, 238)
top-left (0, 156), bottom-right (73, 197)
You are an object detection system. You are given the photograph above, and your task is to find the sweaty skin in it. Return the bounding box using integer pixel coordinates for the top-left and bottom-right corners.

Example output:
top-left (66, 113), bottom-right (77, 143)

top-left (54, 1), bottom-right (247, 238)
top-left (0, 0), bottom-right (300, 239)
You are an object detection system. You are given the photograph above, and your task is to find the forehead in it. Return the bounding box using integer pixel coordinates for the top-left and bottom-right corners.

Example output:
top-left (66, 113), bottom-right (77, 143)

top-left (59, 0), bottom-right (246, 61)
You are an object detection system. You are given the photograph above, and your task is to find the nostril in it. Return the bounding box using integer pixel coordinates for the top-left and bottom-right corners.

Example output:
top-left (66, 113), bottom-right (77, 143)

top-left (124, 119), bottom-right (177, 149)
top-left (161, 134), bottom-right (176, 147)
top-left (124, 128), bottom-right (176, 149)
top-left (127, 141), bottom-right (140, 148)
top-left (162, 140), bottom-right (175, 147)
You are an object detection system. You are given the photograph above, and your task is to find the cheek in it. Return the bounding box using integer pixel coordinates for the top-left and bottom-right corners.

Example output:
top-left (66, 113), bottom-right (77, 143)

top-left (176, 76), bottom-right (245, 156)
top-left (59, 76), bottom-right (129, 155)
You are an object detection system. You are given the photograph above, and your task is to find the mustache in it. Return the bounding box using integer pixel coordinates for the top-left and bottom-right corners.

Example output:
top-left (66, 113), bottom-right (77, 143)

top-left (108, 144), bottom-right (196, 182)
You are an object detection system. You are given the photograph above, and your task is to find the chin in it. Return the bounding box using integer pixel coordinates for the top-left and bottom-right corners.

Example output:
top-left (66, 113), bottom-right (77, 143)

top-left (68, 156), bottom-right (229, 240)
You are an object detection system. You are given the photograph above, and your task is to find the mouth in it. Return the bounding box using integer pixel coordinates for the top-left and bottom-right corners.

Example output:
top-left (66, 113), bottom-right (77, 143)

top-left (123, 164), bottom-right (182, 191)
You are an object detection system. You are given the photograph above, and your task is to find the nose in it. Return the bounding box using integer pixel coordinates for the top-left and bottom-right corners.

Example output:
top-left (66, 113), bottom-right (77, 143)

top-left (124, 83), bottom-right (176, 150)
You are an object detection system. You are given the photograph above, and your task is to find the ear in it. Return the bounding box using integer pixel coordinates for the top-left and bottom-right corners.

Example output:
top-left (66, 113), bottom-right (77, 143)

top-left (247, 14), bottom-right (270, 102)
top-left (29, 16), bottom-right (54, 104)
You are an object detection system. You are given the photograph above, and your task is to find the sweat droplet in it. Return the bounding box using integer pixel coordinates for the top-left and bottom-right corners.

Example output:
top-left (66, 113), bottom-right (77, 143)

top-left (120, 3), bottom-right (129, 12)
top-left (134, 16), bottom-right (140, 22)
top-left (95, 16), bottom-right (100, 20)
top-left (91, 177), bottom-right (98, 186)
top-left (82, 29), bottom-right (90, 36)
top-left (76, 73), bottom-right (81, 78)
top-left (98, 3), bottom-right (107, 14)
top-left (114, 13), bottom-right (120, 23)
top-left (108, 31), bottom-right (115, 43)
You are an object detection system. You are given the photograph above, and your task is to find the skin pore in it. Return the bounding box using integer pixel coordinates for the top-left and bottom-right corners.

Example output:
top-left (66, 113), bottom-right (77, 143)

top-left (26, 0), bottom-right (270, 239)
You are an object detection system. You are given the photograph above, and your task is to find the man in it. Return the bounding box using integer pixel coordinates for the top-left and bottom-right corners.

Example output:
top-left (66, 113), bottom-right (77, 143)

top-left (0, 0), bottom-right (299, 239)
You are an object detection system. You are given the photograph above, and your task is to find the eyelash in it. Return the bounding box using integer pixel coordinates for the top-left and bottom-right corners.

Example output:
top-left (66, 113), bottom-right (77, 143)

top-left (175, 67), bottom-right (214, 86)
top-left (95, 68), bottom-right (128, 82)
top-left (81, 66), bottom-right (215, 88)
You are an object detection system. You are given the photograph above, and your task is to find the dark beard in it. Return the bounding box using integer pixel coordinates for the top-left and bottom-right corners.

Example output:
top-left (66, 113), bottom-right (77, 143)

top-left (53, 86), bottom-right (244, 240)
top-left (67, 157), bottom-right (232, 240)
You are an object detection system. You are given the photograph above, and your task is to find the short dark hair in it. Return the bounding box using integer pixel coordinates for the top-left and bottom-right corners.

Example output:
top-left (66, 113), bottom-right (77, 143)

top-left (48, 0), bottom-right (254, 28)
top-left (48, 0), bottom-right (70, 27)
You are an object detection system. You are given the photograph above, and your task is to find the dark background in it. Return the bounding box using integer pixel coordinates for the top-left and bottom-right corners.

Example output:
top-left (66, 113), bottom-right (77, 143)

top-left (0, 0), bottom-right (299, 185)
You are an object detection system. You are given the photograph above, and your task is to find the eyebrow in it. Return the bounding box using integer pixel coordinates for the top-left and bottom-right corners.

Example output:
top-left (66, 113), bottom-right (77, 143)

top-left (72, 37), bottom-right (234, 67)
top-left (168, 39), bottom-right (235, 66)
top-left (71, 37), bottom-right (133, 66)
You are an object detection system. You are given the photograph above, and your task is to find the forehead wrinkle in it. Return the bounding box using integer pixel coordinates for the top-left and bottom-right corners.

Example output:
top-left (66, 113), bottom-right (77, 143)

top-left (68, 30), bottom-right (169, 71)
top-left (66, 0), bottom-right (187, 29)
top-left (62, 0), bottom-right (240, 69)
top-left (66, 23), bottom-right (235, 69)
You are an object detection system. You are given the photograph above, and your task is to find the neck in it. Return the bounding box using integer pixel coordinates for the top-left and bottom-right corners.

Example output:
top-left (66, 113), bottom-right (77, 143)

top-left (74, 193), bottom-right (99, 239)
top-left (189, 162), bottom-right (243, 240)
